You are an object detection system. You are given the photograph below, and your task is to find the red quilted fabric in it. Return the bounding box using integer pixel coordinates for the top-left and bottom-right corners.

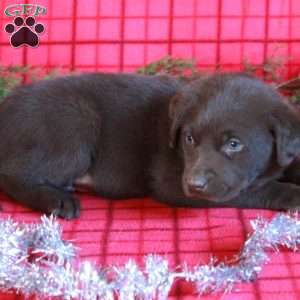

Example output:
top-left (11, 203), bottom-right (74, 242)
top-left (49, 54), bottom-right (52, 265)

top-left (0, 0), bottom-right (300, 299)
top-left (1, 193), bottom-right (300, 300)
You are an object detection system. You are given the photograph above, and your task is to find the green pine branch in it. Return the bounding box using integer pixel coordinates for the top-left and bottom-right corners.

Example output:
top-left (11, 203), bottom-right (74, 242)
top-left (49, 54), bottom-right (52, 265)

top-left (0, 56), bottom-right (299, 106)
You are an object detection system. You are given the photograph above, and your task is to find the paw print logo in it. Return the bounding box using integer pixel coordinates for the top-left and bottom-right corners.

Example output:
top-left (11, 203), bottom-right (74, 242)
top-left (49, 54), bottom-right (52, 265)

top-left (5, 16), bottom-right (45, 48)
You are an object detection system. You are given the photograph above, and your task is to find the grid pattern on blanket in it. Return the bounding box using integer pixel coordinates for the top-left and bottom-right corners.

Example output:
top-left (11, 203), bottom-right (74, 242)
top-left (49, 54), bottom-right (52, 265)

top-left (0, 0), bottom-right (299, 74)
top-left (0, 0), bottom-right (300, 299)
top-left (0, 193), bottom-right (300, 300)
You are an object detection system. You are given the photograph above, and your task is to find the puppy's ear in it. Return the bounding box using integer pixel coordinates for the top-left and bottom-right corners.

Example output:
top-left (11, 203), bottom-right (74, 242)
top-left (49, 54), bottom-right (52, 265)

top-left (271, 105), bottom-right (300, 167)
top-left (169, 94), bottom-right (183, 148)
top-left (169, 93), bottom-right (189, 148)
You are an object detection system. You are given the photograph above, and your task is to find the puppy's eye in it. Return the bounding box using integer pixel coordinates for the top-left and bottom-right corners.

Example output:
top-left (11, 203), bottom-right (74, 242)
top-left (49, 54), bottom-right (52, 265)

top-left (185, 134), bottom-right (195, 145)
top-left (223, 138), bottom-right (244, 153)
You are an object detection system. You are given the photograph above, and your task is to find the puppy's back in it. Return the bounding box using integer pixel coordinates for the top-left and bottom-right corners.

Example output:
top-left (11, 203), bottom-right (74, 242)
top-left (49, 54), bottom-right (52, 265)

top-left (0, 73), bottom-right (180, 196)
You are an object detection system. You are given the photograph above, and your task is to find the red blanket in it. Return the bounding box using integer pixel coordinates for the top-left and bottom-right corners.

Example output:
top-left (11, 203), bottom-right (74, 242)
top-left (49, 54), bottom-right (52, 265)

top-left (0, 192), bottom-right (300, 300)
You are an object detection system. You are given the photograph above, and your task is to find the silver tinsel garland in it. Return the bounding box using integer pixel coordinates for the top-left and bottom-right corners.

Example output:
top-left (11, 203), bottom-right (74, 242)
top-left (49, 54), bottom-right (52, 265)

top-left (0, 213), bottom-right (300, 299)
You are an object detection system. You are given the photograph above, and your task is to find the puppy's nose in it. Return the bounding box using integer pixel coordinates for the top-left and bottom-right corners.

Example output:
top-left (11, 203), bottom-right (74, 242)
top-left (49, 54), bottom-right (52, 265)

top-left (187, 176), bottom-right (209, 192)
top-left (186, 171), bottom-right (215, 193)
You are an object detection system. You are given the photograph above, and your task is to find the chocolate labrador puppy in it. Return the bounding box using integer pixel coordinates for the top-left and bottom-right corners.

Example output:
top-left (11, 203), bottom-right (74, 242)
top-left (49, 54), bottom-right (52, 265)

top-left (0, 72), bottom-right (300, 219)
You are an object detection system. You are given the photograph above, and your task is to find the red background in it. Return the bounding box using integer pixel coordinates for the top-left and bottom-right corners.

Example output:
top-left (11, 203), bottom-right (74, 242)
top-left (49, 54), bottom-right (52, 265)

top-left (0, 0), bottom-right (300, 75)
top-left (0, 1), bottom-right (300, 300)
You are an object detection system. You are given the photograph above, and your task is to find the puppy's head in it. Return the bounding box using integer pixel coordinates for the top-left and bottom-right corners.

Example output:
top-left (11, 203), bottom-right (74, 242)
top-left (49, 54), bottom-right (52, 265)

top-left (169, 73), bottom-right (300, 202)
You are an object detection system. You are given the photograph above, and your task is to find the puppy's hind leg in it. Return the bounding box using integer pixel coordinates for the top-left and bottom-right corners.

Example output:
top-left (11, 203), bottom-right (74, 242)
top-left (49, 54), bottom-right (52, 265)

top-left (0, 174), bottom-right (80, 219)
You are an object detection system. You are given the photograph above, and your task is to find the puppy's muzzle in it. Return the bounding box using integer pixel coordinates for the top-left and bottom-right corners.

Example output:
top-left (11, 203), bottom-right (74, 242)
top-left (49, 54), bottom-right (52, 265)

top-left (185, 169), bottom-right (215, 194)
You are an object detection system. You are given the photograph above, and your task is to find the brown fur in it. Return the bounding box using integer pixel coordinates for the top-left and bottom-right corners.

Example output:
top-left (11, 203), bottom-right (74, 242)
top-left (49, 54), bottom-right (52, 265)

top-left (1, 72), bottom-right (300, 218)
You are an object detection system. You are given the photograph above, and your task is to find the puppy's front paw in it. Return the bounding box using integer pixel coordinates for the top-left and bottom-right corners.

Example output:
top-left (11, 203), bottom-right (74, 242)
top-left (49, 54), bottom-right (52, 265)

top-left (50, 195), bottom-right (80, 219)
top-left (280, 191), bottom-right (300, 212)
top-left (286, 199), bottom-right (300, 213)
